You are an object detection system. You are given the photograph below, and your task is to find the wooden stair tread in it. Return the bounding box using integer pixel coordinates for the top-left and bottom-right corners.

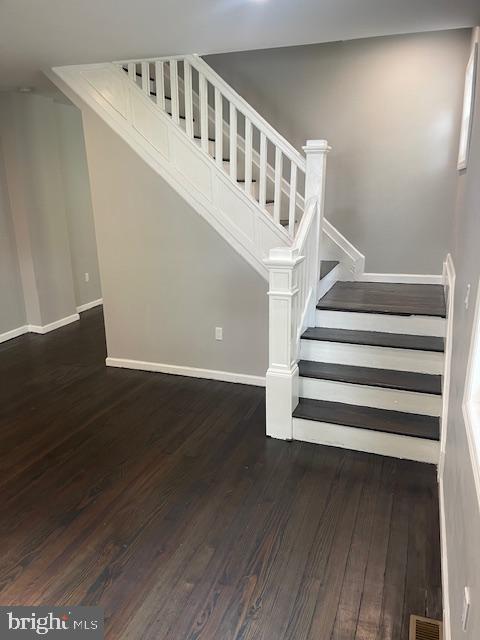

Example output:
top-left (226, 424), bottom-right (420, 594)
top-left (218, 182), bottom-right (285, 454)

top-left (320, 260), bottom-right (339, 280)
top-left (317, 282), bottom-right (446, 317)
top-left (293, 398), bottom-right (440, 440)
top-left (298, 360), bottom-right (442, 395)
top-left (301, 327), bottom-right (445, 352)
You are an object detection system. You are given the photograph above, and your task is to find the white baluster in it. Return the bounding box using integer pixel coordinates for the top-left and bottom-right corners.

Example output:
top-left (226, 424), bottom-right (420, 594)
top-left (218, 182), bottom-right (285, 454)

top-left (170, 60), bottom-right (179, 124)
top-left (128, 63), bottom-right (136, 83)
top-left (229, 103), bottom-right (237, 182)
top-left (264, 246), bottom-right (304, 440)
top-left (154, 61), bottom-right (165, 110)
top-left (288, 163), bottom-right (297, 237)
top-left (244, 118), bottom-right (252, 197)
top-left (199, 73), bottom-right (209, 153)
top-left (259, 132), bottom-right (267, 209)
top-left (215, 87), bottom-right (223, 167)
top-left (141, 61), bottom-right (150, 94)
top-left (183, 60), bottom-right (194, 138)
top-left (274, 147), bottom-right (282, 224)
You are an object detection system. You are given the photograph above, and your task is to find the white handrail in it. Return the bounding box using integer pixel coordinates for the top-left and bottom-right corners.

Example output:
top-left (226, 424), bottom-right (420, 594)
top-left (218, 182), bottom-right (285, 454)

top-left (115, 54), bottom-right (307, 240)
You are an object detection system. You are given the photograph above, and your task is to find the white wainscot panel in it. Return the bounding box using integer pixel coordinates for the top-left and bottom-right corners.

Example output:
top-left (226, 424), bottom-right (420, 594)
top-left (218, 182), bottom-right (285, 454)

top-left (131, 93), bottom-right (170, 159)
top-left (257, 215), bottom-right (290, 259)
top-left (173, 135), bottom-right (213, 200)
top-left (215, 177), bottom-right (256, 246)
top-left (81, 67), bottom-right (129, 119)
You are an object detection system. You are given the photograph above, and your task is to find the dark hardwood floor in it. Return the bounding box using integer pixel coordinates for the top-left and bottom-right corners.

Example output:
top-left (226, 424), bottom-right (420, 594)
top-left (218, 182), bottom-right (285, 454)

top-left (0, 308), bottom-right (442, 639)
top-left (317, 282), bottom-right (446, 317)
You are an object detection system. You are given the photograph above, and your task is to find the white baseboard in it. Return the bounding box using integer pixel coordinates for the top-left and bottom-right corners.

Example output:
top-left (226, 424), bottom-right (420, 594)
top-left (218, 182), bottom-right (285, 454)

top-left (439, 478), bottom-right (451, 640)
top-left (0, 313), bottom-right (81, 343)
top-left (28, 313), bottom-right (80, 334)
top-left (355, 272), bottom-right (444, 285)
top-left (106, 357), bottom-right (266, 387)
top-left (76, 298), bottom-right (103, 313)
top-left (439, 254), bottom-right (455, 480)
top-left (0, 325), bottom-right (29, 344)
top-left (292, 417), bottom-right (439, 463)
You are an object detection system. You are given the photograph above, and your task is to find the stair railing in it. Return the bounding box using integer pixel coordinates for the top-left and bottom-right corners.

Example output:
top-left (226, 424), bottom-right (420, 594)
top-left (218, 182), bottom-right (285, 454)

top-left (115, 54), bottom-right (306, 238)
top-left (264, 140), bottom-right (330, 440)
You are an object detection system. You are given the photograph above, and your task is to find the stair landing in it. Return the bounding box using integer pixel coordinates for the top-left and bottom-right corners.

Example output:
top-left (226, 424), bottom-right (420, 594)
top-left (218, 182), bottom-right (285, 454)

top-left (317, 282), bottom-right (446, 317)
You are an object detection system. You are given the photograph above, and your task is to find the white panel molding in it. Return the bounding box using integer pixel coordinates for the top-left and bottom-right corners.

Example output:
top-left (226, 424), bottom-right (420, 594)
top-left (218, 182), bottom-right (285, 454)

top-left (293, 417), bottom-right (439, 463)
top-left (299, 376), bottom-right (442, 416)
top-left (76, 298), bottom-right (103, 313)
top-left (356, 272), bottom-right (444, 285)
top-left (0, 325), bottom-right (29, 344)
top-left (28, 313), bottom-right (80, 334)
top-left (106, 357), bottom-right (265, 387)
top-left (439, 478), bottom-right (451, 640)
top-left (300, 339), bottom-right (444, 374)
top-left (439, 253), bottom-right (455, 479)
top-left (47, 64), bottom-right (290, 282)
top-left (315, 309), bottom-right (446, 337)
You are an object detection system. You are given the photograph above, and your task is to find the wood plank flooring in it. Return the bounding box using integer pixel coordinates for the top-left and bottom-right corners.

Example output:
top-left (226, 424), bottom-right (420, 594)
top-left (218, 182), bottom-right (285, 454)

top-left (317, 282), bottom-right (446, 317)
top-left (0, 307), bottom-right (442, 639)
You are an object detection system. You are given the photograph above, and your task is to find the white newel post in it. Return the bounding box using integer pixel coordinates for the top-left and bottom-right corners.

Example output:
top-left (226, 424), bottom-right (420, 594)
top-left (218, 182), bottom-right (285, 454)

top-left (265, 247), bottom-right (304, 440)
top-left (303, 139), bottom-right (330, 324)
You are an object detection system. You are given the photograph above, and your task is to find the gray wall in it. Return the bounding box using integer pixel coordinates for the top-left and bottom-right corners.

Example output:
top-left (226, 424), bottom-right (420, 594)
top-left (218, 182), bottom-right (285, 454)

top-left (0, 137), bottom-right (26, 333)
top-left (82, 108), bottom-right (268, 377)
top-left (443, 36), bottom-right (480, 639)
top-left (56, 101), bottom-right (102, 307)
top-left (206, 29), bottom-right (470, 274)
top-left (0, 92), bottom-right (101, 334)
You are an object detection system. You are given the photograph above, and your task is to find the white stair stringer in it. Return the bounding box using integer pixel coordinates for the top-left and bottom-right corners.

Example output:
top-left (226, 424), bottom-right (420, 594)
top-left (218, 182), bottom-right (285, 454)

top-left (48, 63), bottom-right (289, 280)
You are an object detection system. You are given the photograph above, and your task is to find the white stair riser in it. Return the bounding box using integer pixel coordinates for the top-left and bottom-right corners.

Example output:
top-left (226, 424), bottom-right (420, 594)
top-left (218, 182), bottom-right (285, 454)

top-left (300, 339), bottom-right (443, 374)
top-left (299, 377), bottom-right (441, 416)
top-left (292, 418), bottom-right (439, 463)
top-left (315, 309), bottom-right (446, 337)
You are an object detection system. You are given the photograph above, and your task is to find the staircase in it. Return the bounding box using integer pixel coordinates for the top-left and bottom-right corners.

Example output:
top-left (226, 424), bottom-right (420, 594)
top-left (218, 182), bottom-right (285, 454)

top-left (49, 55), bottom-right (446, 464)
top-left (293, 281), bottom-right (445, 463)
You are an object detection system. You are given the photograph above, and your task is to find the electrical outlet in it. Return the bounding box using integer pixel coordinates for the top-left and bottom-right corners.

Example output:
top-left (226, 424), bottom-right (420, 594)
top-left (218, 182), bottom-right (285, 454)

top-left (215, 327), bottom-right (223, 341)
top-left (465, 284), bottom-right (471, 309)
top-left (84, 272), bottom-right (90, 283)
top-left (462, 586), bottom-right (470, 631)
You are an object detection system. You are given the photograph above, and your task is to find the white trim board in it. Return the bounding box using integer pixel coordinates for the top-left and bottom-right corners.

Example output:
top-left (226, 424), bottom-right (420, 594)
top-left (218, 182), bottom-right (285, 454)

top-left (106, 357), bottom-right (266, 387)
top-left (439, 254), bottom-right (455, 479)
top-left (28, 313), bottom-right (80, 334)
top-left (0, 313), bottom-right (81, 343)
top-left (77, 298), bottom-right (103, 313)
top-left (293, 417), bottom-right (439, 463)
top-left (0, 325), bottom-right (29, 344)
top-left (355, 272), bottom-right (444, 285)
top-left (439, 478), bottom-right (451, 640)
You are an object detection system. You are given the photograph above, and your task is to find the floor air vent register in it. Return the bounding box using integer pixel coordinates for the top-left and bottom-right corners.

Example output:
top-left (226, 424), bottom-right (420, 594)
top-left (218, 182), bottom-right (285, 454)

top-left (409, 615), bottom-right (443, 640)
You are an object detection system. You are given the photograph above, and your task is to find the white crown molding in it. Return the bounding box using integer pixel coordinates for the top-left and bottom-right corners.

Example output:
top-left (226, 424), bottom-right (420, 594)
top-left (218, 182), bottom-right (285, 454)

top-left (77, 298), bottom-right (103, 313)
top-left (106, 357), bottom-right (265, 387)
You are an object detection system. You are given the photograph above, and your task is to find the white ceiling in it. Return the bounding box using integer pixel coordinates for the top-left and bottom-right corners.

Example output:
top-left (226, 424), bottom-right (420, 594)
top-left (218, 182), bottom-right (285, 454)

top-left (0, 0), bottom-right (478, 90)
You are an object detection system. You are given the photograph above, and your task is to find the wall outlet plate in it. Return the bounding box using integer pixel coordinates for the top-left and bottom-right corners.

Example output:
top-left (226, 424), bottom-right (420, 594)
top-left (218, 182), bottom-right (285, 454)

top-left (215, 327), bottom-right (223, 341)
